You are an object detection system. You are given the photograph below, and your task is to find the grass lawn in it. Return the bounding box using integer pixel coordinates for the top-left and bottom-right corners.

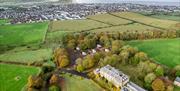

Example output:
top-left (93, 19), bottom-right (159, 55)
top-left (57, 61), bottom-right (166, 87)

top-left (0, 63), bottom-right (40, 91)
top-left (112, 12), bottom-right (180, 30)
top-left (150, 15), bottom-right (180, 22)
top-left (127, 38), bottom-right (180, 68)
top-left (87, 13), bottom-right (132, 25)
top-left (91, 23), bottom-right (160, 33)
top-left (0, 48), bottom-right (52, 63)
top-left (48, 19), bottom-right (109, 32)
top-left (0, 19), bottom-right (10, 25)
top-left (61, 73), bottom-right (103, 91)
top-left (0, 22), bottom-right (49, 46)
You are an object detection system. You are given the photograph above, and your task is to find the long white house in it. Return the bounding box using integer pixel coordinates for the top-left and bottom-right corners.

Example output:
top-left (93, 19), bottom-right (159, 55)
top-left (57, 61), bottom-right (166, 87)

top-left (94, 65), bottom-right (129, 88)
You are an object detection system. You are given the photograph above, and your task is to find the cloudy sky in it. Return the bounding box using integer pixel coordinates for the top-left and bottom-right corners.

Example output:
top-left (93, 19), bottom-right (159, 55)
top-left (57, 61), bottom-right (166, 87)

top-left (75, 0), bottom-right (180, 2)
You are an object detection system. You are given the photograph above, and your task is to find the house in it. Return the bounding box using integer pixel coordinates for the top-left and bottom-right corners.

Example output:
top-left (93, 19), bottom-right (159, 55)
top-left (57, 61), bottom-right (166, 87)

top-left (92, 49), bottom-right (96, 54)
top-left (174, 77), bottom-right (180, 87)
top-left (82, 52), bottom-right (87, 56)
top-left (105, 49), bottom-right (110, 52)
top-left (94, 65), bottom-right (129, 88)
top-left (97, 44), bottom-right (102, 48)
top-left (76, 47), bottom-right (80, 51)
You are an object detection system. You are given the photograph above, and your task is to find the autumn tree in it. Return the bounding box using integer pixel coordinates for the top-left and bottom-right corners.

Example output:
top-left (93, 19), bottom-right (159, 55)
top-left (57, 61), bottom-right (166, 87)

top-left (152, 78), bottom-right (165, 91)
top-left (111, 40), bottom-right (124, 54)
top-left (50, 74), bottom-right (59, 85)
top-left (76, 64), bottom-right (85, 72)
top-left (28, 75), bottom-right (43, 89)
top-left (67, 39), bottom-right (76, 49)
top-left (119, 50), bottom-right (129, 65)
top-left (58, 55), bottom-right (70, 68)
top-left (134, 52), bottom-right (148, 62)
top-left (155, 65), bottom-right (164, 76)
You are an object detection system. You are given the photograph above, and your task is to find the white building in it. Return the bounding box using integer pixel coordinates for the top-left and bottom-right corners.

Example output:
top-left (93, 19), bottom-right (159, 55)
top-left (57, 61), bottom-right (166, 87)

top-left (94, 65), bottom-right (129, 88)
top-left (174, 77), bottom-right (180, 87)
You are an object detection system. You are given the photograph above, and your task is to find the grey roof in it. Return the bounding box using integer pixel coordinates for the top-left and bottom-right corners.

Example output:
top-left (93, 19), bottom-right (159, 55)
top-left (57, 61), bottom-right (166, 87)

top-left (127, 82), bottom-right (147, 91)
top-left (175, 77), bottom-right (180, 82)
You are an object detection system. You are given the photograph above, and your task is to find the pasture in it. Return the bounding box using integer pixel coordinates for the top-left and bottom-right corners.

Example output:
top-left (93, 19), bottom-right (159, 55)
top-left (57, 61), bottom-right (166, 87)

top-left (0, 48), bottom-right (52, 63)
top-left (87, 13), bottom-right (132, 25)
top-left (48, 19), bottom-right (109, 32)
top-left (90, 23), bottom-right (160, 33)
top-left (111, 12), bottom-right (180, 30)
top-left (0, 22), bottom-right (49, 46)
top-left (61, 73), bottom-right (103, 91)
top-left (127, 38), bottom-right (180, 68)
top-left (0, 63), bottom-right (40, 91)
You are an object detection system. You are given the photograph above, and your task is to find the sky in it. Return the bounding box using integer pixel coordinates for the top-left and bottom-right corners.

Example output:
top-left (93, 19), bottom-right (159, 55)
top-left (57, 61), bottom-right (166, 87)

top-left (75, 0), bottom-right (180, 3)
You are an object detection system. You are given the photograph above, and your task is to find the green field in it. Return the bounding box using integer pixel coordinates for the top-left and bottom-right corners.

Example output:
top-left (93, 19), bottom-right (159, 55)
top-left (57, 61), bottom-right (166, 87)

top-left (0, 48), bottom-right (52, 63)
top-left (0, 63), bottom-right (40, 91)
top-left (87, 13), bottom-right (132, 25)
top-left (49, 19), bottom-right (109, 32)
top-left (128, 38), bottom-right (180, 68)
top-left (91, 23), bottom-right (160, 33)
top-left (0, 19), bottom-right (10, 25)
top-left (112, 12), bottom-right (180, 30)
top-left (0, 22), bottom-right (49, 46)
top-left (150, 15), bottom-right (180, 21)
top-left (61, 73), bottom-right (103, 91)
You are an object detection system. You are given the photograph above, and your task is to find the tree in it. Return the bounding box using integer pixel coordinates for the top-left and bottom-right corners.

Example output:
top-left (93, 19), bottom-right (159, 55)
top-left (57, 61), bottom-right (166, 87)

top-left (76, 64), bottom-right (85, 72)
top-left (49, 85), bottom-right (60, 91)
top-left (152, 78), bottom-right (165, 91)
top-left (155, 65), bottom-right (164, 76)
top-left (144, 73), bottom-right (157, 84)
top-left (58, 55), bottom-right (70, 68)
top-left (27, 75), bottom-right (43, 89)
top-left (67, 39), bottom-right (76, 49)
top-left (111, 40), bottom-right (124, 54)
top-left (119, 50), bottom-right (129, 65)
top-left (134, 52), bottom-right (148, 62)
top-left (50, 74), bottom-right (59, 85)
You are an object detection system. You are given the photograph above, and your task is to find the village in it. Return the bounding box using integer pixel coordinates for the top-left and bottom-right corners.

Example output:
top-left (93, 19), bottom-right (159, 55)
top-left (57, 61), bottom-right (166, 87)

top-left (0, 3), bottom-right (179, 24)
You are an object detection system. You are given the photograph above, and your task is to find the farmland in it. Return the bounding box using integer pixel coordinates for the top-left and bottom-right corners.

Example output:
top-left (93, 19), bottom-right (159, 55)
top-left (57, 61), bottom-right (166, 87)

top-left (0, 11), bottom-right (180, 91)
top-left (0, 63), bottom-right (40, 91)
top-left (127, 38), bottom-right (180, 68)
top-left (61, 73), bottom-right (103, 91)
top-left (91, 23), bottom-right (160, 33)
top-left (48, 19), bottom-right (109, 32)
top-left (87, 13), bottom-right (132, 25)
top-left (0, 22), bottom-right (49, 46)
top-left (0, 48), bottom-right (52, 63)
top-left (150, 15), bottom-right (180, 21)
top-left (111, 12), bottom-right (180, 30)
